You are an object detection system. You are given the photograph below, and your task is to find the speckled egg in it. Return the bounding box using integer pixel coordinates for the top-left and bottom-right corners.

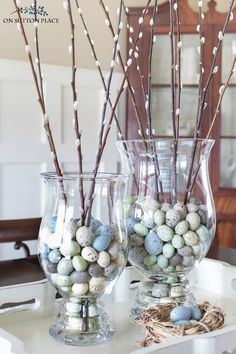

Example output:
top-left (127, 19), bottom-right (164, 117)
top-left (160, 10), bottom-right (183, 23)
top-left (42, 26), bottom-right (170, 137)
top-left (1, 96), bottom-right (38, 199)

top-left (175, 220), bottom-right (189, 236)
top-left (173, 202), bottom-right (188, 220)
top-left (187, 203), bottom-right (199, 213)
top-left (141, 213), bottom-right (155, 229)
top-left (165, 209), bottom-right (181, 228)
top-left (198, 205), bottom-right (208, 224)
top-left (81, 247), bottom-right (98, 262)
top-left (196, 224), bottom-right (209, 241)
top-left (153, 209), bottom-right (165, 226)
top-left (70, 270), bottom-right (91, 284)
top-left (142, 195), bottom-right (160, 211)
top-left (157, 254), bottom-right (169, 269)
top-left (161, 202), bottom-right (172, 212)
top-left (162, 243), bottom-right (175, 258)
top-left (95, 225), bottom-right (113, 238)
top-left (50, 215), bottom-right (57, 232)
top-left (46, 261), bottom-right (58, 274)
top-left (186, 212), bottom-right (201, 231)
top-left (88, 263), bottom-right (103, 277)
top-left (172, 234), bottom-right (185, 249)
top-left (182, 255), bottom-right (195, 267)
top-left (65, 219), bottom-right (78, 238)
top-left (60, 241), bottom-right (81, 257)
top-left (89, 277), bottom-right (105, 294)
top-left (48, 248), bottom-right (62, 264)
top-left (104, 262), bottom-right (116, 277)
top-left (148, 263), bottom-right (161, 272)
top-left (170, 305), bottom-right (191, 323)
top-left (76, 226), bottom-right (93, 247)
top-left (88, 303), bottom-right (99, 317)
top-left (89, 218), bottom-right (102, 233)
top-left (152, 283), bottom-right (169, 297)
top-left (57, 258), bottom-right (74, 276)
top-left (183, 230), bottom-right (198, 246)
top-left (169, 253), bottom-right (183, 267)
top-left (177, 246), bottom-right (192, 257)
top-left (130, 234), bottom-right (144, 247)
top-left (97, 251), bottom-right (110, 268)
top-left (65, 302), bottom-right (81, 314)
top-left (192, 243), bottom-right (202, 256)
top-left (72, 255), bottom-right (88, 272)
top-left (144, 255), bottom-right (157, 266)
top-left (134, 223), bottom-right (149, 237)
top-left (125, 218), bottom-right (139, 235)
top-left (72, 282), bottom-right (89, 295)
top-left (56, 275), bottom-right (73, 287)
top-left (184, 302), bottom-right (202, 320)
top-left (144, 231), bottom-right (163, 256)
top-left (156, 225), bottom-right (174, 242)
top-left (129, 246), bottom-right (148, 264)
top-left (93, 234), bottom-right (112, 252)
top-left (107, 240), bottom-right (119, 260)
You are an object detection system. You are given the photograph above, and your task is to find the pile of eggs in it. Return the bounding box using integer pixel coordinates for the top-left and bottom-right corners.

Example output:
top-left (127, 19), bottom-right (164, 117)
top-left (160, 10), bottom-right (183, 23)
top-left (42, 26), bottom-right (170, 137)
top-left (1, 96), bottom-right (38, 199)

top-left (125, 195), bottom-right (211, 274)
top-left (39, 217), bottom-right (126, 297)
top-left (170, 302), bottom-right (202, 326)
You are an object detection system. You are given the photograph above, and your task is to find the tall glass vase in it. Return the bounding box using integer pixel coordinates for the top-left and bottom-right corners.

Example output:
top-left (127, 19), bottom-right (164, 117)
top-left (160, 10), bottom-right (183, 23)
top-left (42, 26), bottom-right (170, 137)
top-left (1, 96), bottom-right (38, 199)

top-left (38, 172), bottom-right (127, 345)
top-left (117, 139), bottom-right (215, 316)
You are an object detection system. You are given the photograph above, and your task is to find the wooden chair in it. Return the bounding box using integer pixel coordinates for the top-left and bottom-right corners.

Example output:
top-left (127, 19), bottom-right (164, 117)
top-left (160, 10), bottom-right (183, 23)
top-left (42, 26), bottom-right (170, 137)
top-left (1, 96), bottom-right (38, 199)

top-left (0, 218), bottom-right (45, 287)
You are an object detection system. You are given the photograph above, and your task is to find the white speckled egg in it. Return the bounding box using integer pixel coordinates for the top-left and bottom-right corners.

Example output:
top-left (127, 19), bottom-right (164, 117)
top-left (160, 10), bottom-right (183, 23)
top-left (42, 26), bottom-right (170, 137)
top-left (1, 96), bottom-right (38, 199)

top-left (187, 203), bottom-right (199, 213)
top-left (183, 230), bottom-right (198, 246)
top-left (157, 254), bottom-right (169, 269)
top-left (143, 196), bottom-right (160, 211)
top-left (185, 212), bottom-right (201, 231)
top-left (191, 243), bottom-right (202, 256)
top-left (141, 212), bottom-right (155, 228)
top-left (182, 255), bottom-right (195, 267)
top-left (89, 277), bottom-right (105, 294)
top-left (107, 240), bottom-right (119, 260)
top-left (72, 282), bottom-right (89, 295)
top-left (76, 226), bottom-right (93, 247)
top-left (97, 251), bottom-right (110, 268)
top-left (165, 209), bottom-right (181, 228)
top-left (60, 240), bottom-right (81, 257)
top-left (104, 262), bottom-right (116, 277)
top-left (173, 202), bottom-right (188, 220)
top-left (154, 209), bottom-right (165, 226)
top-left (161, 202), bottom-right (172, 212)
top-left (81, 247), bottom-right (98, 262)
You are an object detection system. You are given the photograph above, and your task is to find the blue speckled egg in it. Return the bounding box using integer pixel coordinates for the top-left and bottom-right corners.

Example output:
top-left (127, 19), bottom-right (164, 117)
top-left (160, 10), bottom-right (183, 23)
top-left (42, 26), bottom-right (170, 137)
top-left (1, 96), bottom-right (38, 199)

top-left (125, 217), bottom-right (139, 235)
top-left (93, 234), bottom-right (112, 252)
top-left (40, 243), bottom-right (50, 260)
top-left (184, 302), bottom-right (202, 320)
top-left (144, 231), bottom-right (163, 256)
top-left (170, 305), bottom-right (191, 323)
top-left (175, 320), bottom-right (191, 326)
top-left (89, 218), bottom-right (102, 233)
top-left (50, 215), bottom-right (57, 232)
top-left (95, 225), bottom-right (113, 238)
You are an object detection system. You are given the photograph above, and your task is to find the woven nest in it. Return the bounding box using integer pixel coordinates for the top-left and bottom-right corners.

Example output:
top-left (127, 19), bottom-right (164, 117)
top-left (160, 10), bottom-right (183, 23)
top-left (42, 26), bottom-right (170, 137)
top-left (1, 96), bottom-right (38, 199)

top-left (135, 301), bottom-right (225, 348)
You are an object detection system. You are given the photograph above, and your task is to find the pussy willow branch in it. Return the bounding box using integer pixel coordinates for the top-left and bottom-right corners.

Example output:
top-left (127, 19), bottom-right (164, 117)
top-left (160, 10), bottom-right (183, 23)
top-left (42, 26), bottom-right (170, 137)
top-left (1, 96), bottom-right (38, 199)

top-left (84, 0), bottom-right (123, 223)
top-left (184, 0), bottom-right (235, 203)
top-left (99, 0), bottom-right (146, 140)
top-left (66, 0), bottom-right (85, 224)
top-left (170, 0), bottom-right (176, 140)
top-left (84, 0), bottom-right (152, 215)
top-left (174, 0), bottom-right (181, 138)
top-left (13, 0), bottom-right (63, 181)
top-left (197, 2), bottom-right (204, 114)
top-left (34, 0), bottom-right (45, 108)
top-left (188, 57), bottom-right (236, 195)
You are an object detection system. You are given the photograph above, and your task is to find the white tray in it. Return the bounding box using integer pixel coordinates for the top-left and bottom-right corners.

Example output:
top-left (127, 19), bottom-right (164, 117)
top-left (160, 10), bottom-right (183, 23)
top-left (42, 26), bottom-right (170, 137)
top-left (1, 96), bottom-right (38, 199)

top-left (1, 258), bottom-right (236, 354)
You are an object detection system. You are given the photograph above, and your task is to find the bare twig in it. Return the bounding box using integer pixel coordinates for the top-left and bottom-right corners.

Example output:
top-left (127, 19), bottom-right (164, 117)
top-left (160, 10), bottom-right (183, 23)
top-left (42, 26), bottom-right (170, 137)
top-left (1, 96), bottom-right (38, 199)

top-left (13, 0), bottom-right (63, 180)
top-left (66, 0), bottom-right (85, 224)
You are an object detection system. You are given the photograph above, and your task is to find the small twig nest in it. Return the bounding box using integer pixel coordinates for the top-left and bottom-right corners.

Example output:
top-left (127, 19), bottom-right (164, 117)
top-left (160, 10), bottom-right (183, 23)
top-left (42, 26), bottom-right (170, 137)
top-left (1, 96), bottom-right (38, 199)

top-left (135, 302), bottom-right (225, 348)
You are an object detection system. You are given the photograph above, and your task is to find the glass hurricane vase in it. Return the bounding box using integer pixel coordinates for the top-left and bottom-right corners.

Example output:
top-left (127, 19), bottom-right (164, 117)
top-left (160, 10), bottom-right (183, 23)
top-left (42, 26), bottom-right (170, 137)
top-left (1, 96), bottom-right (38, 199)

top-left (117, 139), bottom-right (215, 316)
top-left (38, 172), bottom-right (127, 345)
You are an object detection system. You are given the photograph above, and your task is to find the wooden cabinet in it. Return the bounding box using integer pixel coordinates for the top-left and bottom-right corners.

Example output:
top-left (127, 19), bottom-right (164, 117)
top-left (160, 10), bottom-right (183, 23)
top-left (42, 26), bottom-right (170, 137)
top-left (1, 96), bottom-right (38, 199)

top-left (126, 0), bottom-right (236, 247)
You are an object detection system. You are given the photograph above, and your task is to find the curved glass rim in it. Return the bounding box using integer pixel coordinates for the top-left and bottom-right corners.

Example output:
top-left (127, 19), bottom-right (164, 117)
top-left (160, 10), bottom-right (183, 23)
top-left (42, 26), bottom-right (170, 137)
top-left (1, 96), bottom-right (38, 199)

top-left (40, 171), bottom-right (124, 182)
top-left (116, 138), bottom-right (215, 145)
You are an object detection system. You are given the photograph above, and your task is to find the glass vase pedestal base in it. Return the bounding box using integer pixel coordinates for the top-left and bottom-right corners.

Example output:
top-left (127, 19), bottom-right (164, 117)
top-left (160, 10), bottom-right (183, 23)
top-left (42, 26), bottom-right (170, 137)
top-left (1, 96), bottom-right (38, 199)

top-left (49, 299), bottom-right (114, 346)
top-left (131, 278), bottom-right (194, 318)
